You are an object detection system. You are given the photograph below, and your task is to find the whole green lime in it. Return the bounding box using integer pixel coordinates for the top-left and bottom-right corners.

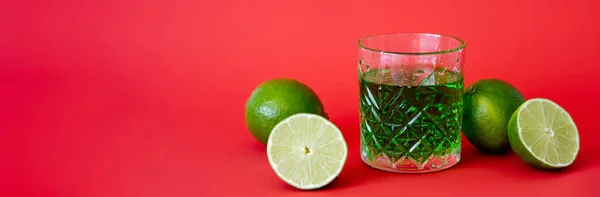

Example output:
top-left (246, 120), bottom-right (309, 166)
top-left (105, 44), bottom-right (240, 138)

top-left (462, 79), bottom-right (525, 154)
top-left (245, 79), bottom-right (326, 144)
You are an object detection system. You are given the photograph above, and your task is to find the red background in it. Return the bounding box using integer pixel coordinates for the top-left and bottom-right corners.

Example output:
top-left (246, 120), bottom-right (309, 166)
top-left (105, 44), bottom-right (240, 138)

top-left (1, 0), bottom-right (599, 196)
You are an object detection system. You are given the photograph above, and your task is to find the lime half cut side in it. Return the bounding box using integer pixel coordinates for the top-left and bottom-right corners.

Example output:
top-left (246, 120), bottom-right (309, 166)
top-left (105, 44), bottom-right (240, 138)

top-left (266, 113), bottom-right (348, 190)
top-left (508, 98), bottom-right (580, 170)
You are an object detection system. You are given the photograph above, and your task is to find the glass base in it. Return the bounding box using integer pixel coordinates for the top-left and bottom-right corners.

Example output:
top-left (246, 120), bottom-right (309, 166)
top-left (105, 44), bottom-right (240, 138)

top-left (361, 147), bottom-right (460, 173)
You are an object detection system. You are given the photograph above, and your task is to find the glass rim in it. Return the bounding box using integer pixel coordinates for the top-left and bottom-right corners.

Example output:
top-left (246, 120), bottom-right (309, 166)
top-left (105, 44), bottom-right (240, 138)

top-left (357, 32), bottom-right (466, 55)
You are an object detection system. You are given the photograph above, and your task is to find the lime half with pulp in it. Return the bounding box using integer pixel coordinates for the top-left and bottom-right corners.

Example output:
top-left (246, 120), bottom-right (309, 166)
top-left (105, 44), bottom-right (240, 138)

top-left (508, 98), bottom-right (580, 170)
top-left (267, 113), bottom-right (348, 190)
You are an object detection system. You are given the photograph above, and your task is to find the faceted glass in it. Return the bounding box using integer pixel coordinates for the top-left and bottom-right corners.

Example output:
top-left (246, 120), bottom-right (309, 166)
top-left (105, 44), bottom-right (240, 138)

top-left (357, 33), bottom-right (466, 173)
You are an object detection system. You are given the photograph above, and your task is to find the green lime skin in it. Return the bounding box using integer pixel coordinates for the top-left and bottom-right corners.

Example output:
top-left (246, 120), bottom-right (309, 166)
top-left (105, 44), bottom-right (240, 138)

top-left (462, 79), bottom-right (525, 154)
top-left (245, 79), bottom-right (326, 144)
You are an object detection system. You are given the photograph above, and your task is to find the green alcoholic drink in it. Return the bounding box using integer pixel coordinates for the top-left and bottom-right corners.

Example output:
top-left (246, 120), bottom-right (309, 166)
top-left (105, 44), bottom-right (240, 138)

top-left (359, 68), bottom-right (463, 172)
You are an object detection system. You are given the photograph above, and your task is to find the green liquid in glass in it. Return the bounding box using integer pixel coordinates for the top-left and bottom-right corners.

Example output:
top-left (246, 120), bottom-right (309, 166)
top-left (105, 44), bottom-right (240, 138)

top-left (359, 68), bottom-right (463, 166)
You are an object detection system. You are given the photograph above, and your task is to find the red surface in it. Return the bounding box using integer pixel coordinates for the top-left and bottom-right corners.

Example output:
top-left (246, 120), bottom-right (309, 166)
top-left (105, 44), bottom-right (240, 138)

top-left (1, 0), bottom-right (599, 196)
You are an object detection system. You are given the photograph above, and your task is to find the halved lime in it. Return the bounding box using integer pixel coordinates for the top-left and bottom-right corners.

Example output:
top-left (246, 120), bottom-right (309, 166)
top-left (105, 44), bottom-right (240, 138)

top-left (508, 98), bottom-right (580, 170)
top-left (267, 113), bottom-right (348, 190)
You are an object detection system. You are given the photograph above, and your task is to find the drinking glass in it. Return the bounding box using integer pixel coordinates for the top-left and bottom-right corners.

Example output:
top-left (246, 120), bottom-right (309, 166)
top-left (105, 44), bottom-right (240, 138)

top-left (358, 33), bottom-right (466, 173)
